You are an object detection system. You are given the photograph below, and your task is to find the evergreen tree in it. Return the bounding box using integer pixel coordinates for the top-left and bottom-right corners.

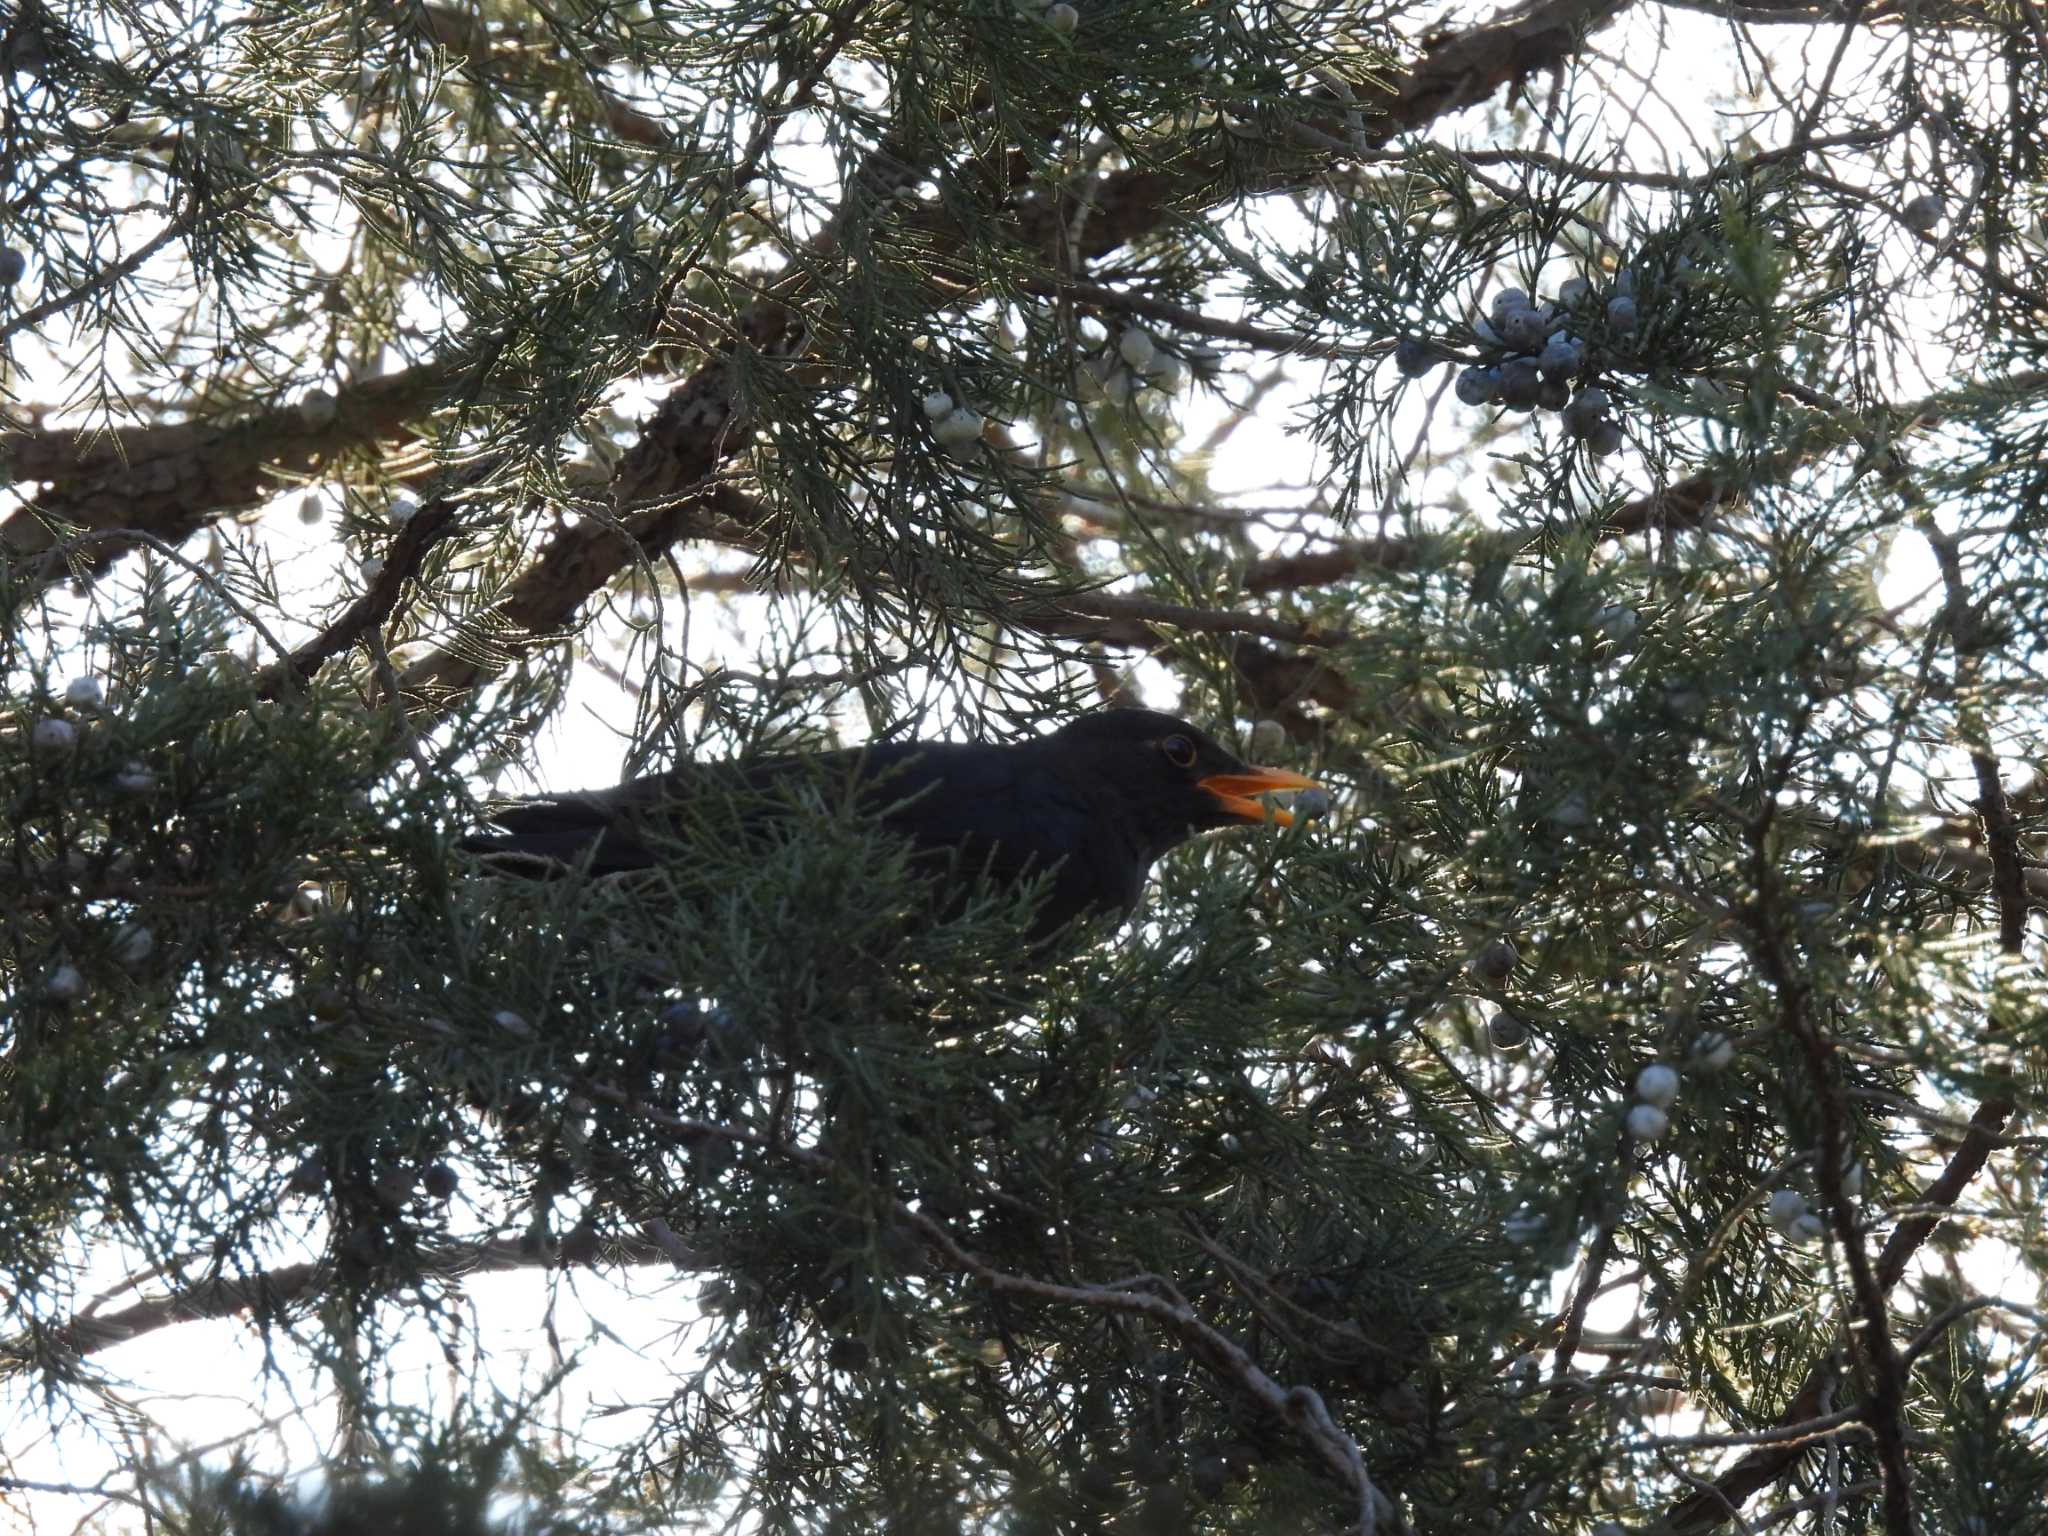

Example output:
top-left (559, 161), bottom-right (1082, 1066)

top-left (4, 0), bottom-right (2045, 1532)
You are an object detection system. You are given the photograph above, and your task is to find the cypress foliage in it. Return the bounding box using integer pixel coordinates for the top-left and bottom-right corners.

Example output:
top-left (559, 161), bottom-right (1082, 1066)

top-left (3, 0), bottom-right (2045, 1532)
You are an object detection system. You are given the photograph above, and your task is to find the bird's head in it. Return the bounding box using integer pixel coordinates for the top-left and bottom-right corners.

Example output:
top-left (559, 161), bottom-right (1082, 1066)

top-left (1043, 709), bottom-right (1321, 853)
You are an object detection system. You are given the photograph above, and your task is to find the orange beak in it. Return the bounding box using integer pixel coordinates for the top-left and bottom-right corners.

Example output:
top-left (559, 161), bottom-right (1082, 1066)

top-left (1198, 767), bottom-right (1322, 826)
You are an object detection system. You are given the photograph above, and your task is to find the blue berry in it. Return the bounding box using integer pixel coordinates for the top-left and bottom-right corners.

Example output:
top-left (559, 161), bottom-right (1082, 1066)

top-left (1497, 358), bottom-right (1541, 410)
top-left (1394, 338), bottom-right (1438, 377)
top-left (1501, 309), bottom-right (1546, 352)
top-left (1489, 288), bottom-right (1531, 325)
top-left (1456, 366), bottom-right (1500, 406)
top-left (1562, 388), bottom-right (1610, 438)
top-left (1538, 335), bottom-right (1583, 379)
top-left (1901, 194), bottom-right (1943, 234)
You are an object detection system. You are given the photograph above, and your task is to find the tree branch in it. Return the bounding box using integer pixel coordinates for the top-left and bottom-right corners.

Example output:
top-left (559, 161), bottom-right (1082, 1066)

top-left (0, 1232), bottom-right (690, 1370)
top-left (1664, 1095), bottom-right (2017, 1532)
top-left (0, 364), bottom-right (455, 588)
top-left (390, 0), bottom-right (1632, 708)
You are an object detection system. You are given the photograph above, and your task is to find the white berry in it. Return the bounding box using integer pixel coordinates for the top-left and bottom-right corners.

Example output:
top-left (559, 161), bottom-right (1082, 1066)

top-left (44, 964), bottom-right (87, 1002)
top-left (1633, 1063), bottom-right (1679, 1108)
top-left (1690, 1031), bottom-right (1736, 1070)
top-left (1626, 1103), bottom-right (1670, 1141)
top-left (1117, 327), bottom-right (1155, 370)
top-left (1546, 791), bottom-right (1590, 829)
top-left (1593, 604), bottom-right (1639, 644)
top-left (1766, 1188), bottom-right (1808, 1233)
top-left (494, 1009), bottom-right (533, 1037)
top-left (933, 407), bottom-right (985, 447)
top-left (114, 760), bottom-right (156, 794)
top-left (1790, 1212), bottom-right (1828, 1244)
top-left (1044, 1), bottom-right (1079, 32)
top-left (32, 718), bottom-right (78, 754)
top-left (921, 390), bottom-right (954, 419)
top-left (112, 923), bottom-right (154, 967)
top-left (298, 389), bottom-right (338, 429)
top-left (360, 555), bottom-right (385, 581)
top-left (1249, 719), bottom-right (1287, 757)
top-left (65, 677), bottom-right (105, 709)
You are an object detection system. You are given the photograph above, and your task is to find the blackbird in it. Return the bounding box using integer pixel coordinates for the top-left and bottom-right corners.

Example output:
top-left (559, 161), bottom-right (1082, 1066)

top-left (463, 709), bottom-right (1319, 942)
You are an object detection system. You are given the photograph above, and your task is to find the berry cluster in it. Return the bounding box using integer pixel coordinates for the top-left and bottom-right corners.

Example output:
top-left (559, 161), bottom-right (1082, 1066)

top-left (1626, 1061), bottom-right (1678, 1141)
top-left (1398, 276), bottom-right (1635, 455)
top-left (1768, 1153), bottom-right (1863, 1246)
top-left (1081, 326), bottom-right (1212, 406)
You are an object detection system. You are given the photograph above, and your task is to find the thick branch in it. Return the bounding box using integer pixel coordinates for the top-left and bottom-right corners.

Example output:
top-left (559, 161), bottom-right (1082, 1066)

top-left (0, 1232), bottom-right (689, 1369)
top-left (392, 0), bottom-right (1631, 707)
top-left (0, 365), bottom-right (454, 587)
top-left (1027, 590), bottom-right (1343, 649)
top-left (1919, 517), bottom-right (2033, 955)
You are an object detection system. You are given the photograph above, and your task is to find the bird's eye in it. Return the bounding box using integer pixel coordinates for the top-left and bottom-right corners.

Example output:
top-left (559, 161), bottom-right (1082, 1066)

top-left (1162, 734), bottom-right (1197, 769)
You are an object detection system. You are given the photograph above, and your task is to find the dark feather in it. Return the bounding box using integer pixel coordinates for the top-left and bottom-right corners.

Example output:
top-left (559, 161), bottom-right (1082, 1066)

top-left (463, 709), bottom-right (1305, 942)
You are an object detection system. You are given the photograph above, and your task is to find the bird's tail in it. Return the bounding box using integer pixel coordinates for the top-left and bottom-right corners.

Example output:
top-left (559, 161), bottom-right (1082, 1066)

top-left (459, 796), bottom-right (645, 877)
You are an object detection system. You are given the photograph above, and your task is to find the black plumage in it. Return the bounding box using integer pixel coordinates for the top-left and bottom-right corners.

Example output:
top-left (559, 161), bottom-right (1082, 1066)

top-left (462, 709), bottom-right (1318, 942)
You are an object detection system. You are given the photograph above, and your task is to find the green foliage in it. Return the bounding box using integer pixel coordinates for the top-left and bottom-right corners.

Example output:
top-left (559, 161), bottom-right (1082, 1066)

top-left (5, 0), bottom-right (2048, 1532)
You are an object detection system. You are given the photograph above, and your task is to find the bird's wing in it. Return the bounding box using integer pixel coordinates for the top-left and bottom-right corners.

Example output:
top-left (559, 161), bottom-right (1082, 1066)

top-left (464, 748), bottom-right (861, 874)
top-left (860, 743), bottom-right (1042, 881)
top-left (861, 745), bottom-right (1130, 931)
